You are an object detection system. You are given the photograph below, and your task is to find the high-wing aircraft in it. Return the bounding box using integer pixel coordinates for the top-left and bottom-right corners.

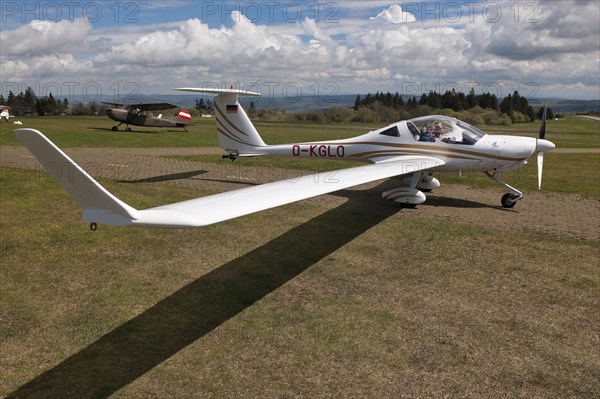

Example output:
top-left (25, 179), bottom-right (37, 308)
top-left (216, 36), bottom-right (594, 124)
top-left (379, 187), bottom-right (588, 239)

top-left (101, 102), bottom-right (193, 132)
top-left (15, 87), bottom-right (554, 229)
top-left (1, 106), bottom-right (14, 121)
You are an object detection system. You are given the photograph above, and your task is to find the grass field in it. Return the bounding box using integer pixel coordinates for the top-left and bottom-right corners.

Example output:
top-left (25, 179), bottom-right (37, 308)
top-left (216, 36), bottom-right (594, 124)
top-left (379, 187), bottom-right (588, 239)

top-left (1, 114), bottom-right (599, 397)
top-left (0, 116), bottom-right (380, 148)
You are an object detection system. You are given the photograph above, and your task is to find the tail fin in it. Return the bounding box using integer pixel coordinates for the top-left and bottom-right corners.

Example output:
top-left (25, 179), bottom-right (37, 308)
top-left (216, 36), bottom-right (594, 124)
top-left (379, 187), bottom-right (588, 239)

top-left (174, 87), bottom-right (265, 155)
top-left (1, 108), bottom-right (10, 120)
top-left (15, 128), bottom-right (139, 225)
top-left (177, 109), bottom-right (191, 121)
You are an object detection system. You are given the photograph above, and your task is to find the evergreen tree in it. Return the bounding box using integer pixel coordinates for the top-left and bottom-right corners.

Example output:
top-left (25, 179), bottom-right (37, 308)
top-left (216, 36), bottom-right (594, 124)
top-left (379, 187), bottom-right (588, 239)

top-left (466, 88), bottom-right (477, 109)
top-left (354, 94), bottom-right (361, 110)
top-left (500, 94), bottom-right (513, 115)
top-left (537, 106), bottom-right (554, 120)
top-left (7, 91), bottom-right (16, 107)
top-left (24, 87), bottom-right (36, 109)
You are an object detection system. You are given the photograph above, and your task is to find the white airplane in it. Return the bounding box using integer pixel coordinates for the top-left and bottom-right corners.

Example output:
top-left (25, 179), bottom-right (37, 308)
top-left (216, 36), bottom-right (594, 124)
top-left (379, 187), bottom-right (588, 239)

top-left (1, 106), bottom-right (14, 121)
top-left (15, 87), bottom-right (554, 230)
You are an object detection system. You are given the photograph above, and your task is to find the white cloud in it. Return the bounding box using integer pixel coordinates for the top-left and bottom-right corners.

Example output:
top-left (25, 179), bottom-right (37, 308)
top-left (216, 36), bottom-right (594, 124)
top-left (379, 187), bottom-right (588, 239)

top-left (370, 5), bottom-right (416, 24)
top-left (0, 19), bottom-right (91, 57)
top-left (0, 1), bottom-right (598, 100)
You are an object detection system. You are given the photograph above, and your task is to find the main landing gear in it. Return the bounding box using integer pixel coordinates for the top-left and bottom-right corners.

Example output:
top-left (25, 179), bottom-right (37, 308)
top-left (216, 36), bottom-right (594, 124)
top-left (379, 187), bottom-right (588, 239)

top-left (485, 170), bottom-right (523, 208)
top-left (112, 124), bottom-right (132, 132)
top-left (383, 172), bottom-right (438, 208)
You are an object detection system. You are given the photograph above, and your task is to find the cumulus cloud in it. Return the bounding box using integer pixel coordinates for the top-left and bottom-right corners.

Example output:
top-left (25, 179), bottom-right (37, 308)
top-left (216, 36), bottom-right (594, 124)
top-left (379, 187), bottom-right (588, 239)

top-left (0, 1), bottom-right (598, 99)
top-left (91, 10), bottom-right (351, 80)
top-left (92, 12), bottom-right (301, 69)
top-left (473, 1), bottom-right (600, 61)
top-left (370, 4), bottom-right (416, 23)
top-left (0, 19), bottom-right (91, 56)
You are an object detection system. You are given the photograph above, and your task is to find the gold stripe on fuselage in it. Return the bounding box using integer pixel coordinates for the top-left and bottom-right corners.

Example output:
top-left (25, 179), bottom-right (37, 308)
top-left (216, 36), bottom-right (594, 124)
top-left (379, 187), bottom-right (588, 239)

top-left (312, 141), bottom-right (523, 162)
top-left (215, 103), bottom-right (249, 137)
top-left (217, 125), bottom-right (252, 146)
top-left (350, 149), bottom-right (476, 161)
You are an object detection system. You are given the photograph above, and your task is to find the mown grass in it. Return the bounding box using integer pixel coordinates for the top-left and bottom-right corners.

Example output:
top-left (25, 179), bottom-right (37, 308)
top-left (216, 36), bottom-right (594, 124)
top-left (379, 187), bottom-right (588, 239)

top-left (1, 114), bottom-right (599, 397)
top-left (0, 116), bottom-right (377, 148)
top-left (0, 116), bottom-right (220, 147)
top-left (1, 168), bottom-right (598, 398)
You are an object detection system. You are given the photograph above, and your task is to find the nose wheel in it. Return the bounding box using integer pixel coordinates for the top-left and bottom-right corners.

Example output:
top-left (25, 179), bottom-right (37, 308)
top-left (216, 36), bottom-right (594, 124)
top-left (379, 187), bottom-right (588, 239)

top-left (501, 193), bottom-right (520, 208)
top-left (485, 170), bottom-right (523, 208)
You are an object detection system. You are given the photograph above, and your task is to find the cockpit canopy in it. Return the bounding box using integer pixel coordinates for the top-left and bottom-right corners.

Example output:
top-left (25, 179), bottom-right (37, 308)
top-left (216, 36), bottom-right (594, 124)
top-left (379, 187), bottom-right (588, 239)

top-left (406, 115), bottom-right (486, 145)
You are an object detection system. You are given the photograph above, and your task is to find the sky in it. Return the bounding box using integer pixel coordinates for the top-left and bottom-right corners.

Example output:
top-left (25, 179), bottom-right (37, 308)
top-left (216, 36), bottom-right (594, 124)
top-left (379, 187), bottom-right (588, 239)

top-left (1, 0), bottom-right (599, 104)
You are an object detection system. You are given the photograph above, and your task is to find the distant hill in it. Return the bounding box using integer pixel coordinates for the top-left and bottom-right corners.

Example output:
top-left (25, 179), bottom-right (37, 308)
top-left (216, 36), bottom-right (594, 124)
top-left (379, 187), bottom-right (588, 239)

top-left (527, 98), bottom-right (600, 113)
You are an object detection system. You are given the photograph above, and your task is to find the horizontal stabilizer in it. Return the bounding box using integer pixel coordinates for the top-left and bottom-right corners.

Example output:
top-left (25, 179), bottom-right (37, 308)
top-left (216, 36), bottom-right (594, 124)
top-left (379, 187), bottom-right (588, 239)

top-left (174, 87), bottom-right (261, 97)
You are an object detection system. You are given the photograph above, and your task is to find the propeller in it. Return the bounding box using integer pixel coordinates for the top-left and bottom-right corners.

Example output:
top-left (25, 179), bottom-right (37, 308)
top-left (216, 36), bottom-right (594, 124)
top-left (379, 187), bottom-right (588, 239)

top-left (535, 103), bottom-right (555, 190)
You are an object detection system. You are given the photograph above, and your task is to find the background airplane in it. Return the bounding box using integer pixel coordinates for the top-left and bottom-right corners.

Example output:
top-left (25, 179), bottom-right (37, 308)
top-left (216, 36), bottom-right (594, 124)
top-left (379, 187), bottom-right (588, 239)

top-left (15, 87), bottom-right (554, 230)
top-left (1, 106), bottom-right (22, 125)
top-left (101, 102), bottom-right (192, 132)
top-left (1, 106), bottom-right (14, 121)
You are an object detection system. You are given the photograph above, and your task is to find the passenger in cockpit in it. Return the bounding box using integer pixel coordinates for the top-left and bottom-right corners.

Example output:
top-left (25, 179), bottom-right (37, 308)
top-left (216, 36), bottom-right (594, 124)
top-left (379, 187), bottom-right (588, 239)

top-left (433, 122), bottom-right (443, 140)
top-left (419, 125), bottom-right (435, 142)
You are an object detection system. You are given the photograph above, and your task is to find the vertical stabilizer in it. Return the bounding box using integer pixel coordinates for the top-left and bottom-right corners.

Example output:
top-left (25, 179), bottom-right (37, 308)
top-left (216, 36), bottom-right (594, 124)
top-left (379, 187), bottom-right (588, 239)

top-left (174, 87), bottom-right (265, 155)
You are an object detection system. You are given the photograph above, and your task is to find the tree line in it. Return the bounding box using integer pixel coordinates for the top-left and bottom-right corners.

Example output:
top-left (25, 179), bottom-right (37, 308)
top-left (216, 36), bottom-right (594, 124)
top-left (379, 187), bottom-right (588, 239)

top-left (354, 89), bottom-right (554, 124)
top-left (1, 86), bottom-right (556, 125)
top-left (0, 88), bottom-right (74, 116)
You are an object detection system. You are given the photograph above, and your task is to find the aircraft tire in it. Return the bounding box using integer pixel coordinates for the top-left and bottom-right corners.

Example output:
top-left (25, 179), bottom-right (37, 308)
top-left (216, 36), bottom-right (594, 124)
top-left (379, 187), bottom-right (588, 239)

top-left (112, 126), bottom-right (118, 131)
top-left (501, 193), bottom-right (517, 208)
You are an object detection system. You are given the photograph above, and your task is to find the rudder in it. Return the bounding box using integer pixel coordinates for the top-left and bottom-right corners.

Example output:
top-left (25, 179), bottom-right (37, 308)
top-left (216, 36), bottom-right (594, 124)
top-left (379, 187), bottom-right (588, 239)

top-left (175, 87), bottom-right (265, 155)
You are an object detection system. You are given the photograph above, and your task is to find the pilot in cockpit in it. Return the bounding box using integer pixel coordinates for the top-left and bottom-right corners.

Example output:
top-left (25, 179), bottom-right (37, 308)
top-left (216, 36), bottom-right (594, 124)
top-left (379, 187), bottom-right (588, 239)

top-left (419, 125), bottom-right (435, 142)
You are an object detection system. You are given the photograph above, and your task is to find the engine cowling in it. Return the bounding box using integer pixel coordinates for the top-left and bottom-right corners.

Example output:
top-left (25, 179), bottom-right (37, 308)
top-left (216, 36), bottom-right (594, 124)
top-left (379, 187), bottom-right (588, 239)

top-left (382, 187), bottom-right (426, 205)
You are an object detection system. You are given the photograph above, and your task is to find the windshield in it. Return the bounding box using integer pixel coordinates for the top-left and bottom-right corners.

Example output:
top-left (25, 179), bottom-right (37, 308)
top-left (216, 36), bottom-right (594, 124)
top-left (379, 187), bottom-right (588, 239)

top-left (455, 120), bottom-right (487, 145)
top-left (408, 116), bottom-right (486, 145)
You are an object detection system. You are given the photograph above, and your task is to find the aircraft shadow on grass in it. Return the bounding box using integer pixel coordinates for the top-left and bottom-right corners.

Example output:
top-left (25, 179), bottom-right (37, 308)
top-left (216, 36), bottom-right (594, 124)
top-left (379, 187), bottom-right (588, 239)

top-left (89, 127), bottom-right (185, 134)
top-left (422, 195), bottom-right (515, 211)
top-left (118, 170), bottom-right (209, 184)
top-left (9, 183), bottom-right (399, 399)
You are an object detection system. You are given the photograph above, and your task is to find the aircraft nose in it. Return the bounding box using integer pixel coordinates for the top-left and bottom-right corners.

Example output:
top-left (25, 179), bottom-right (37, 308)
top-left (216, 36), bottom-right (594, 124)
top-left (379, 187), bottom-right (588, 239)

top-left (536, 139), bottom-right (555, 153)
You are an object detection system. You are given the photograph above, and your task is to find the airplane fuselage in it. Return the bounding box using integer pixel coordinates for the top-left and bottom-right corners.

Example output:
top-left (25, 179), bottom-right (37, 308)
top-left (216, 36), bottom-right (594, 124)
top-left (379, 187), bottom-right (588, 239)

top-left (106, 108), bottom-right (188, 128)
top-left (240, 118), bottom-right (539, 174)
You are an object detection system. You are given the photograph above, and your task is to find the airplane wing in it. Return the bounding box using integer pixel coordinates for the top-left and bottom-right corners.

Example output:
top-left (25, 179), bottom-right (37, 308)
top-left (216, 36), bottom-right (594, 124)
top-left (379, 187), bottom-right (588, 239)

top-left (131, 103), bottom-right (177, 111)
top-left (100, 101), bottom-right (125, 108)
top-left (15, 129), bottom-right (445, 228)
top-left (100, 102), bottom-right (177, 111)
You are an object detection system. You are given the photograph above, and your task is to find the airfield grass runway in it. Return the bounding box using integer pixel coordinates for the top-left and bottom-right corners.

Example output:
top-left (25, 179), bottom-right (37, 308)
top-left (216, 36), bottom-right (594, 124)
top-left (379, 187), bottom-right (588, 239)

top-left (1, 116), bottom-right (598, 398)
